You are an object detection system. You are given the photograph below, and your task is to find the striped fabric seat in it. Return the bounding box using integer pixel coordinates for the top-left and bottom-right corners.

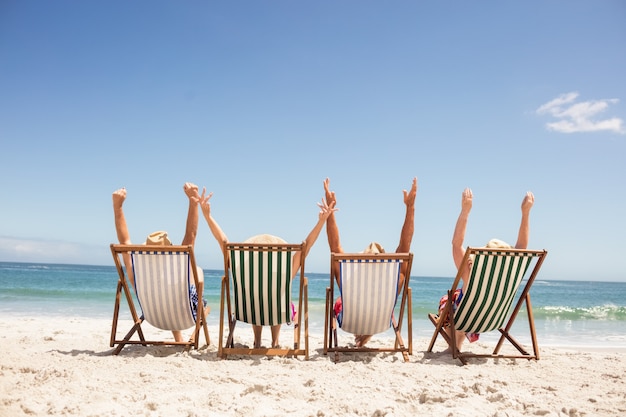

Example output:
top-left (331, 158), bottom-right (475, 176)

top-left (455, 250), bottom-right (533, 334)
top-left (338, 259), bottom-right (400, 335)
top-left (229, 248), bottom-right (294, 326)
top-left (324, 252), bottom-right (414, 362)
top-left (132, 250), bottom-right (195, 331)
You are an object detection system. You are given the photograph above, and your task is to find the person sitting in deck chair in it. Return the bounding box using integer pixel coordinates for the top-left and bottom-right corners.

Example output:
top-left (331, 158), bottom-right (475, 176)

top-left (439, 187), bottom-right (535, 352)
top-left (324, 177), bottom-right (417, 347)
top-left (112, 182), bottom-right (209, 343)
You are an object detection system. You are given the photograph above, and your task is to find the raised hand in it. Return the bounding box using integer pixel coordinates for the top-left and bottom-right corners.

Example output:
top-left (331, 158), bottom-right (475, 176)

top-left (461, 188), bottom-right (473, 213)
top-left (183, 182), bottom-right (200, 200)
top-left (403, 177), bottom-right (418, 207)
top-left (195, 187), bottom-right (214, 214)
top-left (521, 191), bottom-right (534, 213)
top-left (317, 198), bottom-right (338, 222)
top-left (112, 187), bottom-right (127, 209)
top-left (323, 178), bottom-right (337, 208)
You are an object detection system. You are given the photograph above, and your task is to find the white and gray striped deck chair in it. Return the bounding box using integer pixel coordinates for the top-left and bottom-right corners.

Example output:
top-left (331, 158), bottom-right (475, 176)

top-left (219, 242), bottom-right (309, 359)
top-left (110, 244), bottom-right (210, 355)
top-left (427, 247), bottom-right (548, 364)
top-left (324, 252), bottom-right (414, 362)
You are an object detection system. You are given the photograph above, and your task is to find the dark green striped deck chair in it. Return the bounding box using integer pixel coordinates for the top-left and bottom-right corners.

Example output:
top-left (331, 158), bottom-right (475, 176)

top-left (219, 242), bottom-right (308, 359)
top-left (109, 244), bottom-right (210, 355)
top-left (427, 247), bottom-right (548, 365)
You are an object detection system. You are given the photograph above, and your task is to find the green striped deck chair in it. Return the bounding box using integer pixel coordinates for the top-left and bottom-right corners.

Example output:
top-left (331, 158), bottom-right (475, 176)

top-left (219, 242), bottom-right (308, 359)
top-left (324, 252), bottom-right (414, 362)
top-left (427, 247), bottom-right (548, 364)
top-left (110, 244), bottom-right (210, 355)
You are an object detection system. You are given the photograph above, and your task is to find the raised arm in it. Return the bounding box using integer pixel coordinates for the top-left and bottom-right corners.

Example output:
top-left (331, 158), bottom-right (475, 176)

top-left (112, 187), bottom-right (134, 287)
top-left (395, 177), bottom-right (417, 253)
top-left (112, 188), bottom-right (131, 245)
top-left (181, 182), bottom-right (201, 247)
top-left (293, 198), bottom-right (338, 277)
top-left (323, 178), bottom-right (342, 254)
top-left (198, 189), bottom-right (229, 255)
top-left (303, 198), bottom-right (337, 258)
top-left (515, 191), bottom-right (534, 249)
top-left (452, 188), bottom-right (473, 271)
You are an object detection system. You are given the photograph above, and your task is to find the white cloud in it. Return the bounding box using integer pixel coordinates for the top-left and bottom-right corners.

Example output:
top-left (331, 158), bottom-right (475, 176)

top-left (536, 92), bottom-right (625, 134)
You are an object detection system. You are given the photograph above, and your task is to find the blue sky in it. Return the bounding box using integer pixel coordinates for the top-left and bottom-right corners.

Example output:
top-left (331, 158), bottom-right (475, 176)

top-left (1, 1), bottom-right (624, 281)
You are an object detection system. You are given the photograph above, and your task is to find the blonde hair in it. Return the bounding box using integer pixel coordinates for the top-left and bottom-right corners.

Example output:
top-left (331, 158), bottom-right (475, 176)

top-left (244, 234), bottom-right (287, 244)
top-left (468, 239), bottom-right (512, 265)
top-left (485, 238), bottom-right (512, 249)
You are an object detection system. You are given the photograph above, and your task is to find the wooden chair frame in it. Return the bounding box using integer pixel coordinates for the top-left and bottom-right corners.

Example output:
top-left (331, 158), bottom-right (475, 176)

top-left (427, 247), bottom-right (547, 365)
top-left (110, 244), bottom-right (210, 355)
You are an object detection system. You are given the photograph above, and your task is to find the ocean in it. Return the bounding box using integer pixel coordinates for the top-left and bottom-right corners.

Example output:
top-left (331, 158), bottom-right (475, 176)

top-left (2, 261), bottom-right (625, 349)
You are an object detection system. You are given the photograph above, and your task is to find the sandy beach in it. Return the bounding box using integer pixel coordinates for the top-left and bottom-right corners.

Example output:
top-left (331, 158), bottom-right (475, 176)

top-left (1, 316), bottom-right (625, 417)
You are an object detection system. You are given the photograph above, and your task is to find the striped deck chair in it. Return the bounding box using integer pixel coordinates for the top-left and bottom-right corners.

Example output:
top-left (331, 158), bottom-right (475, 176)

top-left (110, 244), bottom-right (210, 355)
top-left (219, 242), bottom-right (308, 359)
top-left (427, 247), bottom-right (548, 365)
top-left (324, 252), bottom-right (414, 362)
